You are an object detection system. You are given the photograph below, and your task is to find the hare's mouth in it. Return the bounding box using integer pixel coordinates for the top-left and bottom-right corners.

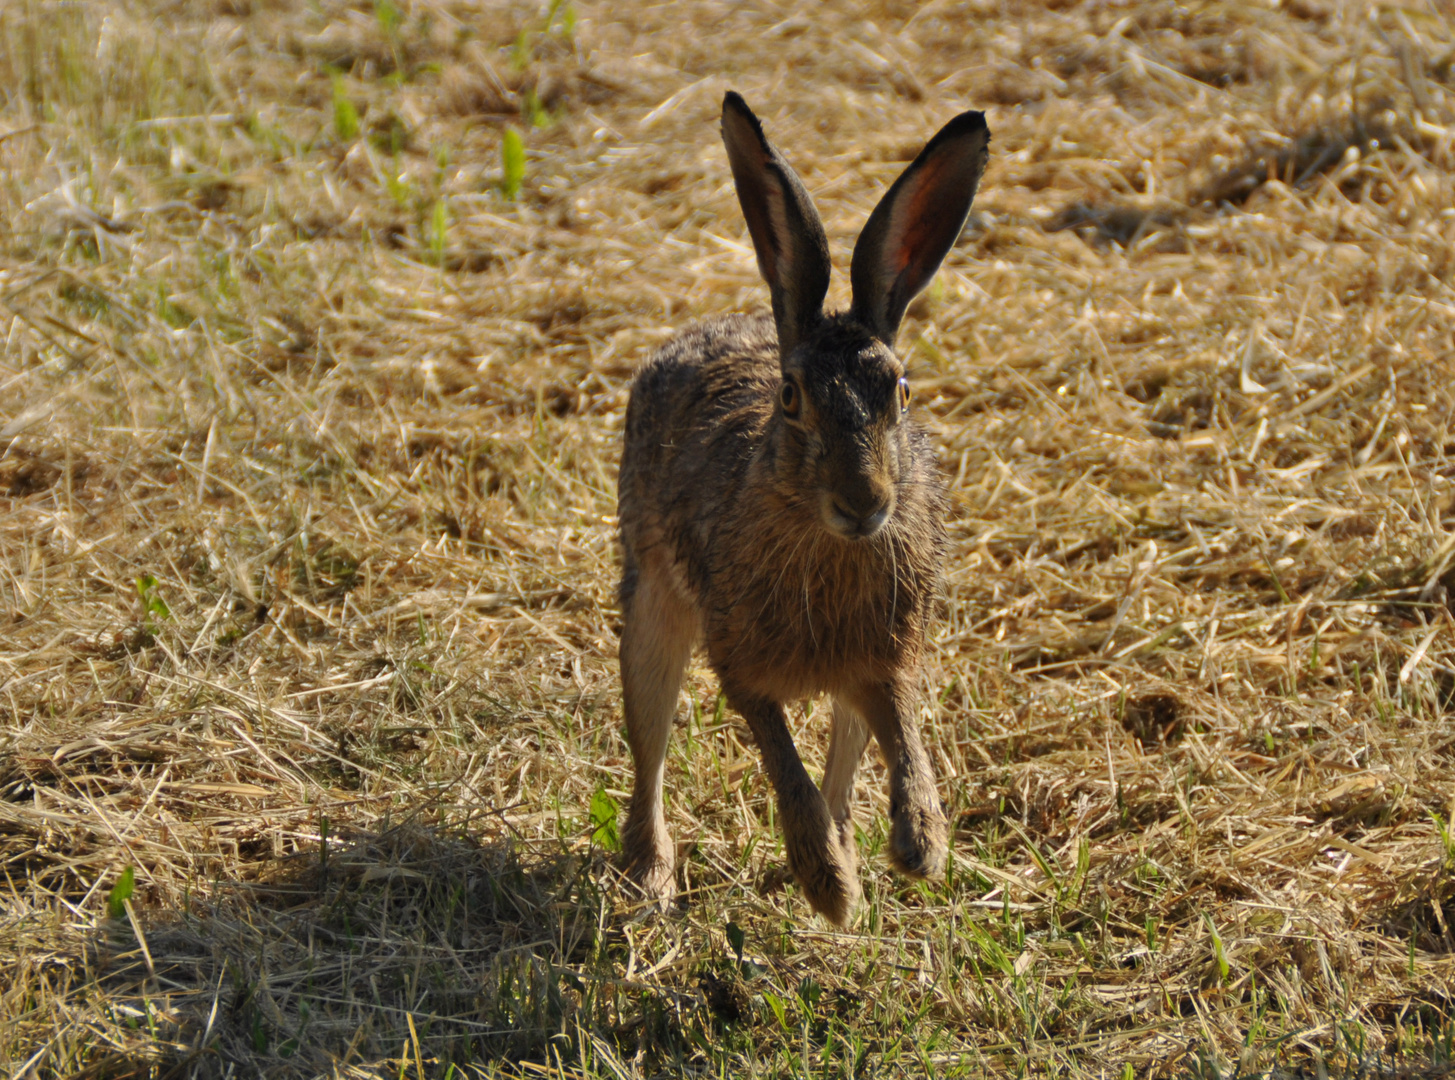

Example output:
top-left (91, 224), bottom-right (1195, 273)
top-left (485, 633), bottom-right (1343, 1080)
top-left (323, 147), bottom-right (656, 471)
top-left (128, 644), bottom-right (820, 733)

top-left (822, 494), bottom-right (892, 541)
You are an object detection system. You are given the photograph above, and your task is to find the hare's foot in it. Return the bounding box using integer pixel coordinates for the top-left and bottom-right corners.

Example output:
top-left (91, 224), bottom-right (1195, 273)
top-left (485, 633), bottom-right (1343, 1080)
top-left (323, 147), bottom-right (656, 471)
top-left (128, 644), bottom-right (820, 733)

top-left (784, 804), bottom-right (862, 927)
top-left (622, 813), bottom-right (676, 910)
top-left (730, 689), bottom-right (862, 925)
top-left (840, 681), bottom-right (948, 882)
top-left (624, 854), bottom-right (675, 912)
top-left (888, 787), bottom-right (948, 881)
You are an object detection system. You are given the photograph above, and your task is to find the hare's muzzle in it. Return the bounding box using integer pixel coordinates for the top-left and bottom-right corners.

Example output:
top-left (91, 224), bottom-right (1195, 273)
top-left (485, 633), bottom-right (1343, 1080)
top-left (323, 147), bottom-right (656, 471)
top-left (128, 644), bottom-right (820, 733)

top-left (823, 490), bottom-right (893, 540)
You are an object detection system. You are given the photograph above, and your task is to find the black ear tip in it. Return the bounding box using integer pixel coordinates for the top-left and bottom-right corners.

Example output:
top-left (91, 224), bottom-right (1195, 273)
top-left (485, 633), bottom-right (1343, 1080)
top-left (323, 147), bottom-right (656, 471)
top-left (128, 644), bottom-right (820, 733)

top-left (952, 110), bottom-right (989, 135)
top-left (721, 91), bottom-right (768, 148)
top-left (723, 91), bottom-right (753, 120)
top-left (925, 109), bottom-right (990, 153)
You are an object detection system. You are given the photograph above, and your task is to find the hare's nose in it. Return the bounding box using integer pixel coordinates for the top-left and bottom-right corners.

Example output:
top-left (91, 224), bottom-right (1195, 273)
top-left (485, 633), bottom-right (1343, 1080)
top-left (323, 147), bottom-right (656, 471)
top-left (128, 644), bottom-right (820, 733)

top-left (831, 496), bottom-right (891, 539)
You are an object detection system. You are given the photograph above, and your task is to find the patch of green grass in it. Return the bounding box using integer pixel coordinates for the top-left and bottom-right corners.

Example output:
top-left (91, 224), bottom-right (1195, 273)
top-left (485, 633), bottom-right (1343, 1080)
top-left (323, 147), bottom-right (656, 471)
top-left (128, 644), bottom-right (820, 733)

top-left (500, 127), bottom-right (526, 200)
top-left (331, 73), bottom-right (360, 141)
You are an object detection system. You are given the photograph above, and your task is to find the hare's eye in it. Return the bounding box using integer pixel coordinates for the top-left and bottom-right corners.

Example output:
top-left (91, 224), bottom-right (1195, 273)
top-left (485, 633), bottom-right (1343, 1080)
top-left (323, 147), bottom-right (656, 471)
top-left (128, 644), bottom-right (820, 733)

top-left (897, 378), bottom-right (911, 412)
top-left (780, 379), bottom-right (800, 418)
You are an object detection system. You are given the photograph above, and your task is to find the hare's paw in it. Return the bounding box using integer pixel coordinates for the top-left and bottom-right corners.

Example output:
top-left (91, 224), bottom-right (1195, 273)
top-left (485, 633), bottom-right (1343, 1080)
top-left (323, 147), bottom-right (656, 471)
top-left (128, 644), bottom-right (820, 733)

top-left (794, 854), bottom-right (861, 928)
top-left (621, 815), bottom-right (676, 911)
top-left (786, 821), bottom-right (862, 927)
top-left (888, 802), bottom-right (948, 881)
top-left (623, 850), bottom-right (676, 912)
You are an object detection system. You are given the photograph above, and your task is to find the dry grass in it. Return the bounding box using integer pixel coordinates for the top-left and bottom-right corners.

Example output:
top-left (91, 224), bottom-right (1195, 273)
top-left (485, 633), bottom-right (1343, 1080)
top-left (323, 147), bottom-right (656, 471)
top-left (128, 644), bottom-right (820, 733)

top-left (3, 0), bottom-right (1455, 1076)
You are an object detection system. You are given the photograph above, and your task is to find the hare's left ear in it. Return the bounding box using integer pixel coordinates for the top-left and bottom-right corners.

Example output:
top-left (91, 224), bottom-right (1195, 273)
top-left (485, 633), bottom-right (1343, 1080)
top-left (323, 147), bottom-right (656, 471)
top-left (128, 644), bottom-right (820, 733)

top-left (850, 111), bottom-right (989, 345)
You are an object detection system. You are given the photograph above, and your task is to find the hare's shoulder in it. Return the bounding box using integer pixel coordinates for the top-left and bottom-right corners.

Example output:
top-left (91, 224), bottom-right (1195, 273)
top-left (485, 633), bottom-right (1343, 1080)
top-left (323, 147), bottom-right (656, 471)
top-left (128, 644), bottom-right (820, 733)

top-left (626, 312), bottom-right (781, 435)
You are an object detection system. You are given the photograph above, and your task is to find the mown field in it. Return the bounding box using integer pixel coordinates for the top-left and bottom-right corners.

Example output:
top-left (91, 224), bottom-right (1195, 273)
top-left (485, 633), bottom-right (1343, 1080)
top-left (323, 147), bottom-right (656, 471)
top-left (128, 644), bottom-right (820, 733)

top-left (3, 0), bottom-right (1455, 1076)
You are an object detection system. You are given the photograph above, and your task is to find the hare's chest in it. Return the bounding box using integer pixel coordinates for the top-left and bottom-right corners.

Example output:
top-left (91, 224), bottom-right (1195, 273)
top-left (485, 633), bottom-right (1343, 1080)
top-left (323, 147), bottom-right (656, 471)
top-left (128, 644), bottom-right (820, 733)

top-left (702, 551), bottom-right (921, 698)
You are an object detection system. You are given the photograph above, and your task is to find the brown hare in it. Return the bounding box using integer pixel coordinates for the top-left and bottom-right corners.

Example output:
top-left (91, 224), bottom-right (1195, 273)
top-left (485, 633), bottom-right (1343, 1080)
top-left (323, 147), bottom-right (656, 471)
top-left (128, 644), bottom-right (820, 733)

top-left (617, 92), bottom-right (989, 926)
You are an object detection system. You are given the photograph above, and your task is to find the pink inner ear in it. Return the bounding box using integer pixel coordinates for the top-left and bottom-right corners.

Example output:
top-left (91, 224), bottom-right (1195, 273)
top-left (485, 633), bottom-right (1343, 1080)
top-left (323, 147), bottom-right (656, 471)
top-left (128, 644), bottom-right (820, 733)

top-left (894, 154), bottom-right (954, 280)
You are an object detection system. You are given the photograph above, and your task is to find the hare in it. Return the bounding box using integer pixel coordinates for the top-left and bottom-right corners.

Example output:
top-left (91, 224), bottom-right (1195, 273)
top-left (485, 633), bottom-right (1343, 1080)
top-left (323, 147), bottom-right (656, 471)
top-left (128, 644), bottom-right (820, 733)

top-left (616, 92), bottom-right (989, 926)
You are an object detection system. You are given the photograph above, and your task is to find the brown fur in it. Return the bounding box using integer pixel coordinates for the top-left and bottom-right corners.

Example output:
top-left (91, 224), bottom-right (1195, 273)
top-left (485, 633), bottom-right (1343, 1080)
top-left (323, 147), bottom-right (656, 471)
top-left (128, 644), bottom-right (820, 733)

top-left (616, 94), bottom-right (988, 925)
top-left (622, 314), bottom-right (942, 696)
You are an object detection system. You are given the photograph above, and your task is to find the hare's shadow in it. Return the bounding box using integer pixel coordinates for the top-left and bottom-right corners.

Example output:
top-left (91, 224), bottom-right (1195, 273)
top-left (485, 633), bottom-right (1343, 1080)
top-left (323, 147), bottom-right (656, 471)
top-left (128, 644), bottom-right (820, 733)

top-left (87, 822), bottom-right (612, 1079)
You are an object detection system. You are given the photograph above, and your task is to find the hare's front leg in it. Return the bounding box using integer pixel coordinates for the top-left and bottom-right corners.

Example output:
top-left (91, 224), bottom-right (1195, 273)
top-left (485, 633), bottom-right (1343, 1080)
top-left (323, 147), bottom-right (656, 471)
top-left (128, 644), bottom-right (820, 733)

top-left (821, 700), bottom-right (869, 863)
top-left (619, 563), bottom-right (697, 906)
top-left (841, 679), bottom-right (947, 880)
top-left (730, 689), bottom-right (860, 926)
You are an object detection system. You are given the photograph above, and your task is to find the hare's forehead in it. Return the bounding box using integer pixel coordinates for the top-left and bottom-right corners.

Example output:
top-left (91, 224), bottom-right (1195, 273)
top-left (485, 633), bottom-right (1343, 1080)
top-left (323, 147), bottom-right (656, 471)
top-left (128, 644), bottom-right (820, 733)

top-left (795, 343), bottom-right (901, 421)
top-left (794, 335), bottom-right (901, 386)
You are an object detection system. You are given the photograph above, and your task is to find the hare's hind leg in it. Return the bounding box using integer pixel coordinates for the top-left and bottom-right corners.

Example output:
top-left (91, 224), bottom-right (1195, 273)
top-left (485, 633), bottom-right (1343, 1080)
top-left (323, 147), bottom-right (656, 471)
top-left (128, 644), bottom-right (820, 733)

top-left (841, 679), bottom-right (947, 881)
top-left (731, 689), bottom-right (861, 926)
top-left (619, 558), bottom-right (697, 906)
top-left (821, 700), bottom-right (869, 864)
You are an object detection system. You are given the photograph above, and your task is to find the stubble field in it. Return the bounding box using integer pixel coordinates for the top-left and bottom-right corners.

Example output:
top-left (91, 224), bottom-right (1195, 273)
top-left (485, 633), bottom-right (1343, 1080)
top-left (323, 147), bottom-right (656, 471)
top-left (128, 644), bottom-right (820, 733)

top-left (4, 1), bottom-right (1455, 1077)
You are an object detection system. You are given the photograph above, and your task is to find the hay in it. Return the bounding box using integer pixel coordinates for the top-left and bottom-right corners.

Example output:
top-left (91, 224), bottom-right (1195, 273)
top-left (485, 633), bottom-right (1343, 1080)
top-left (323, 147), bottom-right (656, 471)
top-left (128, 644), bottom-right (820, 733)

top-left (2, 0), bottom-right (1455, 1076)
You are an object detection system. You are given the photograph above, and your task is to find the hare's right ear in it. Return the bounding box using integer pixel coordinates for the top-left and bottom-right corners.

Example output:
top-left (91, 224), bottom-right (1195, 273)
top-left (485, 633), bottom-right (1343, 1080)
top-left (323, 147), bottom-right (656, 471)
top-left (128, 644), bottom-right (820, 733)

top-left (721, 92), bottom-right (831, 360)
top-left (850, 111), bottom-right (990, 346)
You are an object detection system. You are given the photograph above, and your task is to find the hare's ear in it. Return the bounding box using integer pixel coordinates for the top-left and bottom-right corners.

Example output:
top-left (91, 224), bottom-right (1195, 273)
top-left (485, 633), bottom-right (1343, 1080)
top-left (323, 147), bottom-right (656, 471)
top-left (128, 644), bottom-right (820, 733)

top-left (721, 92), bottom-right (831, 360)
top-left (850, 110), bottom-right (989, 345)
